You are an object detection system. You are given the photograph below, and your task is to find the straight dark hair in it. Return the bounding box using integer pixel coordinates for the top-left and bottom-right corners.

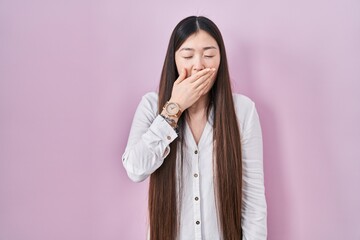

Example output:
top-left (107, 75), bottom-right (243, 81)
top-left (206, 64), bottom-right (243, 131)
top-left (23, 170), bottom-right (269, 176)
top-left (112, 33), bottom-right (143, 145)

top-left (148, 16), bottom-right (243, 240)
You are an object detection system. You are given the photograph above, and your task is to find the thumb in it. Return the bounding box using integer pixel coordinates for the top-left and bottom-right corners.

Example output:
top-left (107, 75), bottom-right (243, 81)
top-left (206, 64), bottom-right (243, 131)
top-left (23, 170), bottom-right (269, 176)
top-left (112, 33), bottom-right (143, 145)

top-left (175, 68), bottom-right (187, 84)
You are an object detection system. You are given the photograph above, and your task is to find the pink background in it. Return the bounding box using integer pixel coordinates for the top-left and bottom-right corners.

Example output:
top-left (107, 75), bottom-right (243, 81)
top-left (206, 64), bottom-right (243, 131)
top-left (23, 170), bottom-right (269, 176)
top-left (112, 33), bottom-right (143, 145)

top-left (1, 0), bottom-right (359, 239)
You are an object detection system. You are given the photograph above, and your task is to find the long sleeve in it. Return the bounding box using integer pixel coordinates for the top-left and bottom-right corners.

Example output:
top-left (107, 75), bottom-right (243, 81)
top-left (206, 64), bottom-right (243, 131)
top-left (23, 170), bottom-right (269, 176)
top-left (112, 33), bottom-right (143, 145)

top-left (122, 92), bottom-right (178, 182)
top-left (241, 100), bottom-right (267, 240)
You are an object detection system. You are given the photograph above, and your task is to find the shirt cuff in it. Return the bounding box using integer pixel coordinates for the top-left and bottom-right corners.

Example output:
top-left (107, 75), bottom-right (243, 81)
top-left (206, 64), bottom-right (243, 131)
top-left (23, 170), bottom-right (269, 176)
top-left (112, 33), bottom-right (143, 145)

top-left (148, 115), bottom-right (178, 158)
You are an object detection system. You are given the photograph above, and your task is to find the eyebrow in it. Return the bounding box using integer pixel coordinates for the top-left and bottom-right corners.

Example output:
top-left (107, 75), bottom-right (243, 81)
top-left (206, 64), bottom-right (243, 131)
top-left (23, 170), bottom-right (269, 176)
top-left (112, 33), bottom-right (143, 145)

top-left (179, 46), bottom-right (217, 51)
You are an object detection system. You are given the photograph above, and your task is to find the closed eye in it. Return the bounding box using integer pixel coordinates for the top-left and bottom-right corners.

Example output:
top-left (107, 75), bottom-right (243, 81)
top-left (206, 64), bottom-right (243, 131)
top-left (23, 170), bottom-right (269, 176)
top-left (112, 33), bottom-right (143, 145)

top-left (183, 56), bottom-right (193, 59)
top-left (205, 55), bottom-right (215, 58)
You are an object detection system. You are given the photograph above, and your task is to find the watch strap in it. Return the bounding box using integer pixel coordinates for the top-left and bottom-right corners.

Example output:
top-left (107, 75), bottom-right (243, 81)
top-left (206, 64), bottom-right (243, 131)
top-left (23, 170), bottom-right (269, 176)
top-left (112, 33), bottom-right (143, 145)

top-left (160, 114), bottom-right (178, 131)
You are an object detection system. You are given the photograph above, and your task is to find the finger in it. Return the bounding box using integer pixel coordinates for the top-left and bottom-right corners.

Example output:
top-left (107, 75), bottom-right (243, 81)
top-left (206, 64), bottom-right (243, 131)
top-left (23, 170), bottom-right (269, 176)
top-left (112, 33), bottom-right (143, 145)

top-left (198, 81), bottom-right (211, 96)
top-left (195, 73), bottom-right (215, 96)
top-left (174, 68), bottom-right (187, 84)
top-left (193, 71), bottom-right (215, 89)
top-left (197, 77), bottom-right (212, 97)
top-left (187, 68), bottom-right (212, 83)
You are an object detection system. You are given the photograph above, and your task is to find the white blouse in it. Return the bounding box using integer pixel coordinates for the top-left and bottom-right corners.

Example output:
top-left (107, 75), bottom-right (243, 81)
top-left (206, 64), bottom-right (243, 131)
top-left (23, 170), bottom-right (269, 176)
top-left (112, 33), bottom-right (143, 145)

top-left (122, 92), bottom-right (267, 240)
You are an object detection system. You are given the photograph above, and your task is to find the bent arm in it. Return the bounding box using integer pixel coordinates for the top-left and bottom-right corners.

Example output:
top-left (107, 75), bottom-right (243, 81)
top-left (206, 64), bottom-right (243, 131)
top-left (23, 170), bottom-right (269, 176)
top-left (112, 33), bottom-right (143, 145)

top-left (122, 93), bottom-right (178, 182)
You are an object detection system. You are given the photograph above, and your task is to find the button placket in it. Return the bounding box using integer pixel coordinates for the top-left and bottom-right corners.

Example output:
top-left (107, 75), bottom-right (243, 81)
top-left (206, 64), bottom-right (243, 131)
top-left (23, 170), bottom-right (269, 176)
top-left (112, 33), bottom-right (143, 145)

top-left (192, 148), bottom-right (202, 239)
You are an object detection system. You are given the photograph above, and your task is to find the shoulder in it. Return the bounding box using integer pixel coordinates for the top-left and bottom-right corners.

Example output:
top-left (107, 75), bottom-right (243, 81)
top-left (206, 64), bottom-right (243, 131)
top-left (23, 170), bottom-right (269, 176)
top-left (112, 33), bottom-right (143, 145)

top-left (141, 91), bottom-right (158, 104)
top-left (232, 92), bottom-right (256, 114)
top-left (232, 93), bottom-right (257, 131)
top-left (137, 91), bottom-right (159, 114)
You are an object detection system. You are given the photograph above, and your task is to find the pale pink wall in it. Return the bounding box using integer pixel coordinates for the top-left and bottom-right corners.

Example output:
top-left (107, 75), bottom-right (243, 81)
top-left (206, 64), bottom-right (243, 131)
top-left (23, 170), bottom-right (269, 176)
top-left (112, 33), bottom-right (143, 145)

top-left (0, 0), bottom-right (359, 239)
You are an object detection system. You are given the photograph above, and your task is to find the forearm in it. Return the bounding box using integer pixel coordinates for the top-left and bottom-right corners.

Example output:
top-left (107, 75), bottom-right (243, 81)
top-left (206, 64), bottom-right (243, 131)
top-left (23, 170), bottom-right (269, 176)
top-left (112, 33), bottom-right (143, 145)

top-left (122, 115), bottom-right (178, 182)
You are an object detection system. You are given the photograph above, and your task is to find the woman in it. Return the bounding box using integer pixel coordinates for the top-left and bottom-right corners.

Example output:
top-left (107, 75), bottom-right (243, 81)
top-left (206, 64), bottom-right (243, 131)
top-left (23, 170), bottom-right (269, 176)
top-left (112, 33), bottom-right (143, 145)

top-left (122, 16), bottom-right (267, 240)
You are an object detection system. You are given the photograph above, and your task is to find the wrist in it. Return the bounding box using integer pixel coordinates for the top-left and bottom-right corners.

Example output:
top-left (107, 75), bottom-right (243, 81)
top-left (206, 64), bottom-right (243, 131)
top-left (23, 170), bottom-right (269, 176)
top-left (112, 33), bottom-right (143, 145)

top-left (160, 110), bottom-right (179, 129)
top-left (161, 109), bottom-right (179, 122)
top-left (162, 100), bottom-right (182, 118)
top-left (169, 99), bottom-right (188, 112)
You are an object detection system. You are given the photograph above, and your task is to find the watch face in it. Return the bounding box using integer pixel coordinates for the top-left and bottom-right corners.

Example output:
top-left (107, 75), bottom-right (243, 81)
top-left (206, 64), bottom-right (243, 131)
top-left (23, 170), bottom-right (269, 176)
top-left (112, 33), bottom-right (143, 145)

top-left (166, 103), bottom-right (179, 115)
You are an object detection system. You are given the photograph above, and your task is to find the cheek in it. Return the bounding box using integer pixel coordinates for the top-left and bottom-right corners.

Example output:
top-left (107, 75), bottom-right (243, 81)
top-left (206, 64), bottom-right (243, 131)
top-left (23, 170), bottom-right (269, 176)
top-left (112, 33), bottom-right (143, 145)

top-left (211, 57), bottom-right (221, 69)
top-left (175, 59), bottom-right (191, 75)
top-left (203, 58), bottom-right (220, 72)
top-left (179, 65), bottom-right (193, 77)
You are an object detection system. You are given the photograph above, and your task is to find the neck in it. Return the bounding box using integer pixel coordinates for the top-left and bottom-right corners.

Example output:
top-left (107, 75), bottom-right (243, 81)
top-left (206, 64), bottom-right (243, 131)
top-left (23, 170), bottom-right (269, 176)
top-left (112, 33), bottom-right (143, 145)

top-left (187, 94), bottom-right (210, 118)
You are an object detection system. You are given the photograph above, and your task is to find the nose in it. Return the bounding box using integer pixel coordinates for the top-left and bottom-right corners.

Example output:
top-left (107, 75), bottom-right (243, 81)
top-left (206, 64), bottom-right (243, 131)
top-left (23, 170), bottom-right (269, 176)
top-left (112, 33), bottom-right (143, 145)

top-left (193, 56), bottom-right (205, 72)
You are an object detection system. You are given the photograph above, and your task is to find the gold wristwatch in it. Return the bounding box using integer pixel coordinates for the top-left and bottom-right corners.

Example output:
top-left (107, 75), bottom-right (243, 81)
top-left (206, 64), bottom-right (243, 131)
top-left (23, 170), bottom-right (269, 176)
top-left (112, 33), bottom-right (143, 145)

top-left (163, 101), bottom-right (182, 118)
